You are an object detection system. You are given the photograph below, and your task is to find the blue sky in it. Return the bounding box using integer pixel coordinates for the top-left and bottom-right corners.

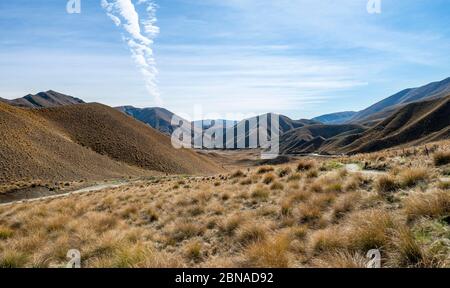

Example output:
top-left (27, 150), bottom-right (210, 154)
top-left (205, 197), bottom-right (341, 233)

top-left (0, 0), bottom-right (449, 120)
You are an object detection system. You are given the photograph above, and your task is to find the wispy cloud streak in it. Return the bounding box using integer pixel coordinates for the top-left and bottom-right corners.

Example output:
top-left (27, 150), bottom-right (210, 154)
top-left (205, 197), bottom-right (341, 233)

top-left (101, 0), bottom-right (161, 104)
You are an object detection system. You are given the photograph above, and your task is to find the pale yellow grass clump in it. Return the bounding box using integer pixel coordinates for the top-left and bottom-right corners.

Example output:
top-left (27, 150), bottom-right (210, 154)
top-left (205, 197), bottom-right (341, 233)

top-left (241, 234), bottom-right (291, 268)
top-left (403, 189), bottom-right (450, 222)
top-left (398, 167), bottom-right (429, 188)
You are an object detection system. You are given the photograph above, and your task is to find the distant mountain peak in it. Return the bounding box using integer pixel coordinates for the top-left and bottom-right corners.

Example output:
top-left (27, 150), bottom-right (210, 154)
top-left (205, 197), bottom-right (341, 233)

top-left (350, 77), bottom-right (450, 123)
top-left (3, 90), bottom-right (85, 109)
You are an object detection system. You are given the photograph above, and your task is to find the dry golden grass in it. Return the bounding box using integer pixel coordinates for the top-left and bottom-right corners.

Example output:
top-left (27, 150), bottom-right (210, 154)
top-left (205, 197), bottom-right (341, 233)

top-left (257, 166), bottom-right (274, 174)
top-left (262, 173), bottom-right (276, 184)
top-left (0, 142), bottom-right (449, 268)
top-left (311, 250), bottom-right (367, 268)
top-left (398, 167), bottom-right (429, 188)
top-left (241, 234), bottom-right (291, 268)
top-left (296, 159), bottom-right (317, 171)
top-left (375, 175), bottom-right (398, 197)
top-left (433, 151), bottom-right (450, 166)
top-left (404, 189), bottom-right (450, 222)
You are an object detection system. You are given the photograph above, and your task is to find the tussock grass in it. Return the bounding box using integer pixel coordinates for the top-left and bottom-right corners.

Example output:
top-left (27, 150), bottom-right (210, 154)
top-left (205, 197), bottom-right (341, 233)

top-left (236, 223), bottom-right (268, 245)
top-left (345, 210), bottom-right (396, 251)
top-left (0, 251), bottom-right (28, 268)
top-left (270, 181), bottom-right (284, 190)
top-left (262, 173), bottom-right (276, 184)
top-left (184, 240), bottom-right (203, 262)
top-left (251, 186), bottom-right (270, 200)
top-left (433, 151), bottom-right (450, 166)
top-left (298, 203), bottom-right (322, 225)
top-left (332, 192), bottom-right (361, 220)
top-left (312, 250), bottom-right (367, 268)
top-left (287, 173), bottom-right (302, 182)
top-left (239, 178), bottom-right (252, 185)
top-left (231, 170), bottom-right (245, 178)
top-left (309, 228), bottom-right (345, 253)
top-left (277, 167), bottom-right (292, 178)
top-left (387, 227), bottom-right (426, 267)
top-left (168, 221), bottom-right (204, 243)
top-left (0, 226), bottom-right (14, 239)
top-left (297, 159), bottom-right (316, 171)
top-left (398, 167), bottom-right (429, 188)
top-left (375, 175), bottom-right (398, 194)
top-left (257, 166), bottom-right (274, 174)
top-left (219, 214), bottom-right (244, 236)
top-left (404, 189), bottom-right (450, 222)
top-left (242, 234), bottom-right (291, 268)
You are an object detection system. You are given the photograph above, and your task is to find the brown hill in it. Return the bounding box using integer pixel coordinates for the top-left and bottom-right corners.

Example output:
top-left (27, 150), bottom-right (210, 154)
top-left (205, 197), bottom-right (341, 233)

top-left (280, 124), bottom-right (365, 154)
top-left (350, 77), bottom-right (450, 123)
top-left (326, 94), bottom-right (450, 154)
top-left (0, 102), bottom-right (222, 185)
top-left (223, 114), bottom-right (319, 149)
top-left (116, 106), bottom-right (177, 136)
top-left (35, 103), bottom-right (222, 175)
top-left (0, 102), bottom-right (148, 185)
top-left (4, 90), bottom-right (85, 108)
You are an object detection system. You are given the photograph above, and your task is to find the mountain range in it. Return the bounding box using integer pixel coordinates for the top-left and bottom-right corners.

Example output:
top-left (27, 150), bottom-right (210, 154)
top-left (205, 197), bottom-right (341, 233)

top-left (1, 76), bottom-right (449, 185)
top-left (0, 90), bottom-right (84, 108)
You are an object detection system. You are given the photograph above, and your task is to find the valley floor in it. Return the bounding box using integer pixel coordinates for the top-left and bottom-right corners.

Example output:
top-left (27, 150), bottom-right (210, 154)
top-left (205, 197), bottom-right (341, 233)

top-left (0, 142), bottom-right (449, 268)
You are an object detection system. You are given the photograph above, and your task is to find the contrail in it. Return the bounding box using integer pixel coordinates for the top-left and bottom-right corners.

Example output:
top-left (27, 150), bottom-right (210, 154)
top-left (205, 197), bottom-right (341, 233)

top-left (101, 0), bottom-right (161, 105)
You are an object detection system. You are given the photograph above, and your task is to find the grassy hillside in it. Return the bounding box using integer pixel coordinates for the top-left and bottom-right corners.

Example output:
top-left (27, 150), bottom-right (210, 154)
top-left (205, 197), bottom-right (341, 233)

top-left (0, 102), bottom-right (148, 185)
top-left (0, 141), bottom-right (448, 268)
top-left (35, 103), bottom-right (222, 175)
top-left (339, 94), bottom-right (450, 154)
top-left (0, 102), bottom-right (222, 188)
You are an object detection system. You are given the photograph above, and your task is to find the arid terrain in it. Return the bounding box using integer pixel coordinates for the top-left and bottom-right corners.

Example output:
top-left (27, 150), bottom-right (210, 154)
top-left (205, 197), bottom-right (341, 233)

top-left (0, 82), bottom-right (449, 268)
top-left (2, 0), bottom-right (449, 273)
top-left (0, 141), bottom-right (448, 268)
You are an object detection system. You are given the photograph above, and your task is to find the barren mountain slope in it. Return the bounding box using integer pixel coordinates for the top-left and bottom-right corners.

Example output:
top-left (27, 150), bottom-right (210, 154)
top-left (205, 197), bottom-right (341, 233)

top-left (6, 90), bottom-right (85, 108)
top-left (0, 102), bottom-right (148, 184)
top-left (334, 94), bottom-right (450, 154)
top-left (36, 103), bottom-right (222, 175)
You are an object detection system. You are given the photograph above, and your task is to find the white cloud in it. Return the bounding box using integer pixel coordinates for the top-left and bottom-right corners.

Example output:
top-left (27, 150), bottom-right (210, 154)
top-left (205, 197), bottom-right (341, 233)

top-left (101, 0), bottom-right (161, 105)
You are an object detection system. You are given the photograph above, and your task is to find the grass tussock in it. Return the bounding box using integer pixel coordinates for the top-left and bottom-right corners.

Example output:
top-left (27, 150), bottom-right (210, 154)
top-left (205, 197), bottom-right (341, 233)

top-left (403, 189), bottom-right (450, 222)
top-left (375, 175), bottom-right (398, 194)
top-left (297, 160), bottom-right (316, 171)
top-left (231, 170), bottom-right (245, 178)
top-left (251, 186), bottom-right (270, 200)
top-left (262, 173), bottom-right (276, 184)
top-left (236, 223), bottom-right (268, 245)
top-left (168, 221), bottom-right (204, 243)
top-left (219, 214), bottom-right (244, 236)
top-left (0, 226), bottom-right (14, 239)
top-left (312, 250), bottom-right (367, 268)
top-left (398, 167), bottom-right (429, 188)
top-left (433, 151), bottom-right (450, 166)
top-left (277, 167), bottom-right (292, 178)
top-left (270, 181), bottom-right (284, 190)
top-left (241, 234), bottom-right (291, 268)
top-left (184, 240), bottom-right (203, 262)
top-left (257, 166), bottom-right (274, 174)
